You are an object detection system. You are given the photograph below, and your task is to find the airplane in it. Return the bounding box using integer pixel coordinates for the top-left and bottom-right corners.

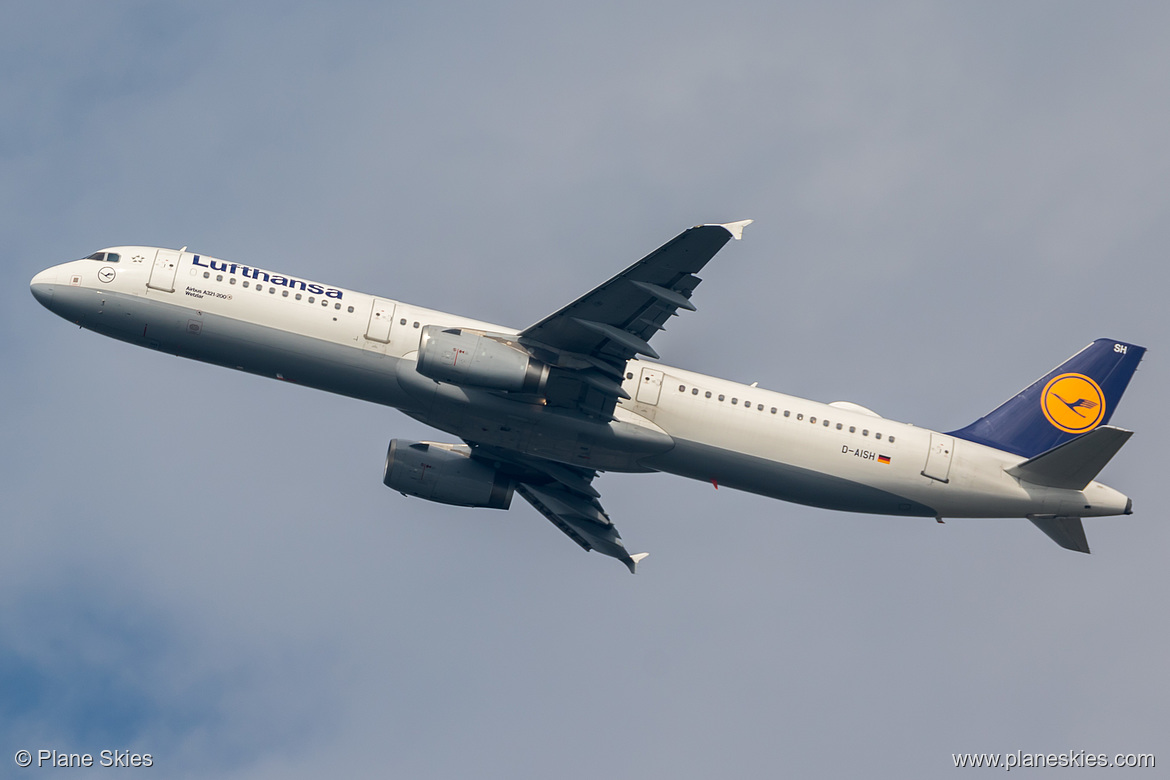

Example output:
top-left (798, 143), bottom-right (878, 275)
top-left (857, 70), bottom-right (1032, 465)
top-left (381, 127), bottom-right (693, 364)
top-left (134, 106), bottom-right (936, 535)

top-left (30, 221), bottom-right (1145, 572)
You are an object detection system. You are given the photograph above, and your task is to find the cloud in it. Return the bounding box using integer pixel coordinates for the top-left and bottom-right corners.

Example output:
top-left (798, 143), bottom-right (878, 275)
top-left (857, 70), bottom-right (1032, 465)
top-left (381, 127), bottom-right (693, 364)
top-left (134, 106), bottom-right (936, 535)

top-left (0, 575), bottom-right (337, 776)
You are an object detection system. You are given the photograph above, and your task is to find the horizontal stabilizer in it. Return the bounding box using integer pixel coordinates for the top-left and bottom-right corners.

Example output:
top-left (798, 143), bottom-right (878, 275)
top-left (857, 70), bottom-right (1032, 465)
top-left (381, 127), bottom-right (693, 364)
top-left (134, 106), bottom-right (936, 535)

top-left (1006, 426), bottom-right (1133, 490)
top-left (1029, 516), bottom-right (1091, 554)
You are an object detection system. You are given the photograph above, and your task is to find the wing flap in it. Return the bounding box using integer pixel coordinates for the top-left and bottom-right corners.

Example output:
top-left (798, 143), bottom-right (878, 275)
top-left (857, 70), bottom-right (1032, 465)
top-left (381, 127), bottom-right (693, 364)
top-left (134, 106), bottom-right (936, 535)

top-left (571, 318), bottom-right (660, 359)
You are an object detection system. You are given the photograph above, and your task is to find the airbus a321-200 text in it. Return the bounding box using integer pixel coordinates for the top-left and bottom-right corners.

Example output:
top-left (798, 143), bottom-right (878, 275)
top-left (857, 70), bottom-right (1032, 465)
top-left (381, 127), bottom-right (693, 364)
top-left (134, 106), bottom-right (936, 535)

top-left (31, 221), bottom-right (1145, 572)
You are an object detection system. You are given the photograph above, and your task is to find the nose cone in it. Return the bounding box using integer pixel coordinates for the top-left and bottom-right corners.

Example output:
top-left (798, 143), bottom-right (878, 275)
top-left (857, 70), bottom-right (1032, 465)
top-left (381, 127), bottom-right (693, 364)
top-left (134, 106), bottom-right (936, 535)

top-left (30, 267), bottom-right (58, 308)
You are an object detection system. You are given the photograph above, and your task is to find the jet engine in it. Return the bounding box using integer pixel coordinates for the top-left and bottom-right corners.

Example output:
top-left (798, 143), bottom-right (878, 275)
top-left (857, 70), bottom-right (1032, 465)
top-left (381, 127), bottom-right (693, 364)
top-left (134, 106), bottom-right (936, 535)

top-left (383, 439), bottom-right (514, 509)
top-left (416, 325), bottom-right (548, 393)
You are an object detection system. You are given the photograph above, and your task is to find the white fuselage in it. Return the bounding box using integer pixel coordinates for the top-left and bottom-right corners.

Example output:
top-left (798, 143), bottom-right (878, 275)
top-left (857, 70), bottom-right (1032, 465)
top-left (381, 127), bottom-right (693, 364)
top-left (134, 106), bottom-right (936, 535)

top-left (30, 248), bottom-right (1132, 521)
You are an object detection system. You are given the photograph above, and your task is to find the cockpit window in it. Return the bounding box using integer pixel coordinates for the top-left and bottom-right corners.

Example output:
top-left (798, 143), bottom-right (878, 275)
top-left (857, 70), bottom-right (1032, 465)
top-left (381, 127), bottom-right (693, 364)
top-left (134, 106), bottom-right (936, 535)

top-left (85, 252), bottom-right (120, 262)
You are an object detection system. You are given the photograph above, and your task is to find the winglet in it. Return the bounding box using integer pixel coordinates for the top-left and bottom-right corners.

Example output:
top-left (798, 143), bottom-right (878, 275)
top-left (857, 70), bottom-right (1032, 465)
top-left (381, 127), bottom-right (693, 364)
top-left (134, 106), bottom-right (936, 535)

top-left (626, 552), bottom-right (650, 574)
top-left (718, 219), bottom-right (753, 240)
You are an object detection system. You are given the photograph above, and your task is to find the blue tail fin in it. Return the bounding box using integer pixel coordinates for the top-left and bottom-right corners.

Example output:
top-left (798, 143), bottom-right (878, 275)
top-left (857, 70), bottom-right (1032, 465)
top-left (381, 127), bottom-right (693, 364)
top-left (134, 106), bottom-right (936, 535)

top-left (949, 339), bottom-right (1146, 458)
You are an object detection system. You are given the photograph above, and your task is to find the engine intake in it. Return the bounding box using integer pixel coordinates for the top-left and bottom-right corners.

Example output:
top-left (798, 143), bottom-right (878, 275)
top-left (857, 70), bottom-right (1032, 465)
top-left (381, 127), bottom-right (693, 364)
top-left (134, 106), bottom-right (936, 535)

top-left (383, 439), bottom-right (514, 509)
top-left (416, 326), bottom-right (548, 393)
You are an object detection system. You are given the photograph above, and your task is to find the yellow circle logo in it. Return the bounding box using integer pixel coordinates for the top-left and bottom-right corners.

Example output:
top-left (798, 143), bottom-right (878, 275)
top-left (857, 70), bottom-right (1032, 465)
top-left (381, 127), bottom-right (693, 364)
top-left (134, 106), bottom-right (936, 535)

top-left (1041, 373), bottom-right (1105, 434)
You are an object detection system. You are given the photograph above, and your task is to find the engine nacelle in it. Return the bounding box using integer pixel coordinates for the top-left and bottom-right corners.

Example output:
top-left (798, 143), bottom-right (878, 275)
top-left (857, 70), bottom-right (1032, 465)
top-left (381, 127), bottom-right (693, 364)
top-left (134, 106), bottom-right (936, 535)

top-left (416, 325), bottom-right (548, 393)
top-left (383, 439), bottom-right (514, 509)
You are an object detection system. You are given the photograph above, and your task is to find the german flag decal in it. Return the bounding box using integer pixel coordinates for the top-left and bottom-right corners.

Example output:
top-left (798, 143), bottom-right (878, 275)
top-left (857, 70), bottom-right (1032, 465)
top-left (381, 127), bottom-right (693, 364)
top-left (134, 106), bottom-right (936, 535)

top-left (878, 455), bottom-right (891, 464)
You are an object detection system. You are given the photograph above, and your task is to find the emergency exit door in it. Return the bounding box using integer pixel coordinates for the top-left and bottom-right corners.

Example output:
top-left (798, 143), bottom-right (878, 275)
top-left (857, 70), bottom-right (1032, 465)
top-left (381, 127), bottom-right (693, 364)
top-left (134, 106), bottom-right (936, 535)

top-left (636, 366), bottom-right (663, 405)
top-left (365, 299), bottom-right (396, 342)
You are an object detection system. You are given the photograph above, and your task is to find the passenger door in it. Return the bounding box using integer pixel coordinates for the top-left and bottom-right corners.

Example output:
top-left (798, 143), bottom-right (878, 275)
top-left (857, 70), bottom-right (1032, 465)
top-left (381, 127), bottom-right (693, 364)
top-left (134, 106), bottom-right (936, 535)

top-left (146, 249), bottom-right (181, 292)
top-left (922, 433), bottom-right (954, 483)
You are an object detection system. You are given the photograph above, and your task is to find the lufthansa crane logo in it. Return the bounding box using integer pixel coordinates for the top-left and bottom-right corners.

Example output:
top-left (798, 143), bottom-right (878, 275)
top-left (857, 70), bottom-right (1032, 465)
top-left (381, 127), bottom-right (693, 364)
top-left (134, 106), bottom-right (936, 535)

top-left (1041, 373), bottom-right (1105, 434)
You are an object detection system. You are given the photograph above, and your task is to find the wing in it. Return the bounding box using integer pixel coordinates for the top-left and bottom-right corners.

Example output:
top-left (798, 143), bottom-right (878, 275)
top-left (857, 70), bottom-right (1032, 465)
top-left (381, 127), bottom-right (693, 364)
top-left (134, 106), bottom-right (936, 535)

top-left (469, 444), bottom-right (648, 573)
top-left (517, 484), bottom-right (648, 574)
top-left (518, 220), bottom-right (751, 419)
top-left (462, 221), bottom-right (751, 571)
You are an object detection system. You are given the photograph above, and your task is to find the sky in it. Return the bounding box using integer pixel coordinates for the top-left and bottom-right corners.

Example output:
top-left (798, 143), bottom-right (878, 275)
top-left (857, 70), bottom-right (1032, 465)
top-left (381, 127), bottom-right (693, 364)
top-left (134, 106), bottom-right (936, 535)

top-left (4, 1), bottom-right (1168, 777)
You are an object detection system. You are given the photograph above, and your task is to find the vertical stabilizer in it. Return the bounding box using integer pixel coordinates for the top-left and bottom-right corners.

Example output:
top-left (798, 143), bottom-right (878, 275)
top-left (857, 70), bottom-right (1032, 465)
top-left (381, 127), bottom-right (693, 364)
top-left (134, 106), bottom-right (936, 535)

top-left (949, 339), bottom-right (1145, 458)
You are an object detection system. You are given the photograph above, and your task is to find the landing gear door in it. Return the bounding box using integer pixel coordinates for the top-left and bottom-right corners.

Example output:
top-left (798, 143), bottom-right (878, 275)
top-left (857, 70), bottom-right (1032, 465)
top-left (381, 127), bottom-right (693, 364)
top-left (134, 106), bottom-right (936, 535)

top-left (147, 249), bottom-right (181, 293)
top-left (365, 299), bottom-right (396, 343)
top-left (636, 366), bottom-right (663, 405)
top-left (922, 433), bottom-right (954, 483)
